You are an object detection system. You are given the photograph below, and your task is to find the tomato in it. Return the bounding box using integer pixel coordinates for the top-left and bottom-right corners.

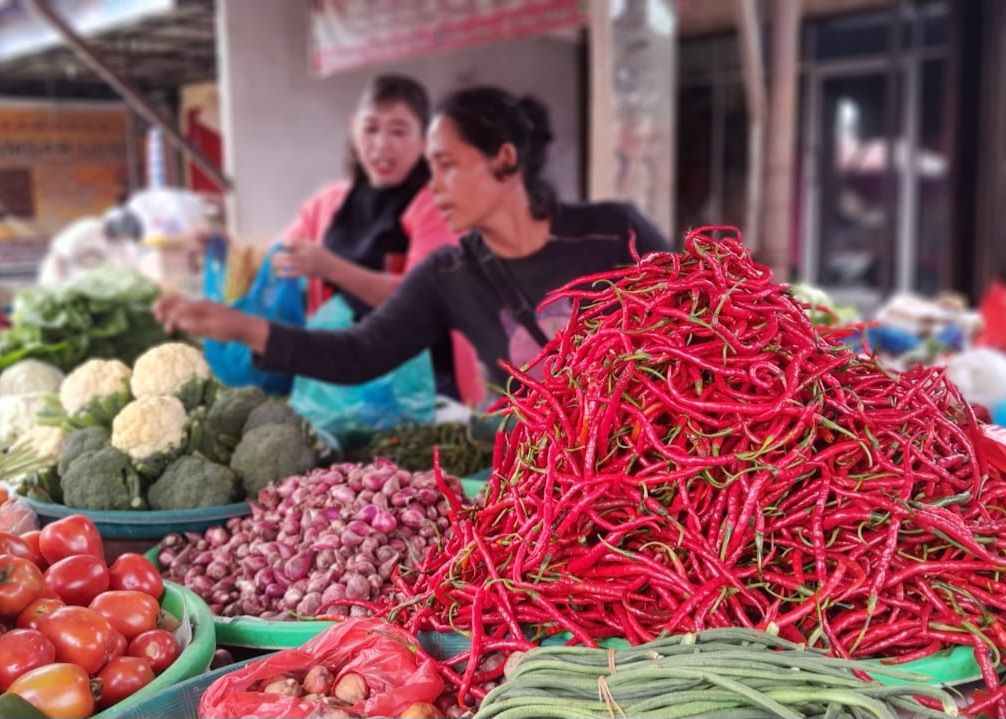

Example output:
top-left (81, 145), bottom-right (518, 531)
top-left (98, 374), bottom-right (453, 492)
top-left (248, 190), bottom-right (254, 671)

top-left (44, 554), bottom-right (109, 606)
top-left (89, 591), bottom-right (159, 640)
top-left (109, 630), bottom-right (128, 659)
top-left (128, 629), bottom-right (180, 674)
top-left (0, 532), bottom-right (42, 565)
top-left (97, 656), bottom-right (154, 708)
top-left (38, 515), bottom-right (104, 564)
top-left (20, 531), bottom-right (45, 569)
top-left (108, 553), bottom-right (163, 599)
top-left (16, 597), bottom-right (64, 630)
top-left (0, 628), bottom-right (56, 691)
top-left (7, 662), bottom-right (96, 719)
top-left (38, 605), bottom-right (115, 675)
top-left (0, 554), bottom-right (44, 618)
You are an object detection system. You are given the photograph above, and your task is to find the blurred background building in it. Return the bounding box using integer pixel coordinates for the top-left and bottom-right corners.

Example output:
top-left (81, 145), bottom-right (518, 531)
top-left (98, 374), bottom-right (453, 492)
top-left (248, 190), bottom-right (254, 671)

top-left (0, 0), bottom-right (1004, 312)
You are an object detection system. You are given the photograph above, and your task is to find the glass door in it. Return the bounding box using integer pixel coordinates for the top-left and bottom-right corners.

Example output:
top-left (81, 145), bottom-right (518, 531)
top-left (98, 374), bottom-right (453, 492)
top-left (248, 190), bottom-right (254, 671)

top-left (808, 69), bottom-right (900, 309)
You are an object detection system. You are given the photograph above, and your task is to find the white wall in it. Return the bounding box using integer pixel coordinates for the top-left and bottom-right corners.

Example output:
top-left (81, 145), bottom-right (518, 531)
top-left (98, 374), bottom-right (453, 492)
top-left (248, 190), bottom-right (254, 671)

top-left (218, 0), bottom-right (583, 245)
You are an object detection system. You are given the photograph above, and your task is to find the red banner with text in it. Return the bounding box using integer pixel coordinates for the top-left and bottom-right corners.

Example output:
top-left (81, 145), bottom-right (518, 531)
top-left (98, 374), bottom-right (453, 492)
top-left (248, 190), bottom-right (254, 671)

top-left (309, 0), bottom-right (586, 77)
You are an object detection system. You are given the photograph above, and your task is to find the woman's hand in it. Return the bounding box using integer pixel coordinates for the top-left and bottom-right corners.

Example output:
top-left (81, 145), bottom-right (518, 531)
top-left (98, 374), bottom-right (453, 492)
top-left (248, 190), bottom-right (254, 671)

top-left (153, 294), bottom-right (270, 352)
top-left (274, 241), bottom-right (335, 279)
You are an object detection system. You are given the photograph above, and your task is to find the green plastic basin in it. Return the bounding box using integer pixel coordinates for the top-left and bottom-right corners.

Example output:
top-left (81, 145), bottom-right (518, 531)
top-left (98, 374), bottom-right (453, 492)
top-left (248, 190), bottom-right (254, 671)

top-left (143, 544), bottom-right (982, 686)
top-left (88, 656), bottom-right (265, 719)
top-left (144, 476), bottom-right (489, 650)
top-left (94, 581), bottom-right (217, 718)
top-left (24, 497), bottom-right (250, 539)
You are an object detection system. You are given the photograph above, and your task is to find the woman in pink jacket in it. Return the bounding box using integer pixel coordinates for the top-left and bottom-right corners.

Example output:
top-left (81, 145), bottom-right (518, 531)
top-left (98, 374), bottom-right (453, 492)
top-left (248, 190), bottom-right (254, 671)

top-left (271, 74), bottom-right (480, 404)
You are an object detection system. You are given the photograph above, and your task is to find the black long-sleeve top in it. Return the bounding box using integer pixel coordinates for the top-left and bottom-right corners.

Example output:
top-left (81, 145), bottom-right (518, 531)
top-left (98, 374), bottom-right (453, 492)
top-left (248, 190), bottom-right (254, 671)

top-left (259, 201), bottom-right (669, 389)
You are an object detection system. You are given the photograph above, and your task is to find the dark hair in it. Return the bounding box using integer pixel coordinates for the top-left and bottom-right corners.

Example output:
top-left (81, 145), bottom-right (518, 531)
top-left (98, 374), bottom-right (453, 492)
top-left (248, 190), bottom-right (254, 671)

top-left (348, 74), bottom-right (430, 181)
top-left (436, 86), bottom-right (557, 220)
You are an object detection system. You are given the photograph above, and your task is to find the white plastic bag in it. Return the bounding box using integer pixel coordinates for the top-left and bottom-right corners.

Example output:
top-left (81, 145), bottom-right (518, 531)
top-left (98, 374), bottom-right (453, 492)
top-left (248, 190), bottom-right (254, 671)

top-left (946, 348), bottom-right (1006, 409)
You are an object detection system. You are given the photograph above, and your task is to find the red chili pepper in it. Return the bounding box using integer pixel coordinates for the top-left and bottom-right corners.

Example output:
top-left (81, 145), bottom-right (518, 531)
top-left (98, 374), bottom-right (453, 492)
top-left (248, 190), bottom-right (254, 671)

top-left (376, 230), bottom-right (1006, 718)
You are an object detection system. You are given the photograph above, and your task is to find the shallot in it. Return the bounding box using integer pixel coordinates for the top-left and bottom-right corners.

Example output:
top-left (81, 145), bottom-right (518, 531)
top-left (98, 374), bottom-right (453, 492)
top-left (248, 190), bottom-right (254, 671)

top-left (303, 665), bottom-right (335, 695)
top-left (332, 672), bottom-right (368, 705)
top-left (155, 461), bottom-right (463, 619)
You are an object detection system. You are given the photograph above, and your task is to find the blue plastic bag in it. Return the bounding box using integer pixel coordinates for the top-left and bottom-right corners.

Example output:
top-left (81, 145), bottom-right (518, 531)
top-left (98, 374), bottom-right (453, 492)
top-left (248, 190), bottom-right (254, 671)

top-left (289, 295), bottom-right (435, 442)
top-left (203, 242), bottom-right (305, 395)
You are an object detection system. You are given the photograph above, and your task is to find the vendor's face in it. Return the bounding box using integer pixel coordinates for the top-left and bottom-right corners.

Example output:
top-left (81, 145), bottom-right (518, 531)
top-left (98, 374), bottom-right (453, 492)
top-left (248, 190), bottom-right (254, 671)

top-left (426, 115), bottom-right (513, 233)
top-left (351, 101), bottom-right (425, 188)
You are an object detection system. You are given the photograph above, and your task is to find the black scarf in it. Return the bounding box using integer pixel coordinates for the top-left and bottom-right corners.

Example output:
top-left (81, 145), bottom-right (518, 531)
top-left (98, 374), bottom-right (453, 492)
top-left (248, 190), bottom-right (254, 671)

top-left (323, 160), bottom-right (430, 319)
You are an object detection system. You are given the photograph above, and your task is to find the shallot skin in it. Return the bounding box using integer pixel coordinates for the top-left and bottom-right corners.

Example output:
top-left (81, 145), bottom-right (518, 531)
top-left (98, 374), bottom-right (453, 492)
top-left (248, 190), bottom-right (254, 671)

top-left (155, 461), bottom-right (464, 619)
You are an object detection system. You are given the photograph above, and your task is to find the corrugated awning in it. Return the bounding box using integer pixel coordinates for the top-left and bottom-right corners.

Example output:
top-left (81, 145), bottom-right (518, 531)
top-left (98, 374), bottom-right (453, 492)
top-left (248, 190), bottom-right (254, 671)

top-left (0, 0), bottom-right (215, 96)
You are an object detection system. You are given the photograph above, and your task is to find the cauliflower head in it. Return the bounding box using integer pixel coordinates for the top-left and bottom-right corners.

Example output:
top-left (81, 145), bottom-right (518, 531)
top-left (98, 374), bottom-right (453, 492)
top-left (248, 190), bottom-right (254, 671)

top-left (112, 395), bottom-right (187, 476)
top-left (0, 360), bottom-right (64, 397)
top-left (60, 446), bottom-right (145, 510)
top-left (131, 342), bottom-right (211, 409)
top-left (0, 392), bottom-right (49, 444)
top-left (230, 422), bottom-right (316, 497)
top-left (148, 454), bottom-right (240, 510)
top-left (59, 359), bottom-right (132, 424)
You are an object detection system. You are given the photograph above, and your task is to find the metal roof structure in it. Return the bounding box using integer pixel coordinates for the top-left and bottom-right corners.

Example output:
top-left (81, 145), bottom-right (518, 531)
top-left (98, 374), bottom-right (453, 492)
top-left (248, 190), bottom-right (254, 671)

top-left (0, 0), bottom-right (215, 98)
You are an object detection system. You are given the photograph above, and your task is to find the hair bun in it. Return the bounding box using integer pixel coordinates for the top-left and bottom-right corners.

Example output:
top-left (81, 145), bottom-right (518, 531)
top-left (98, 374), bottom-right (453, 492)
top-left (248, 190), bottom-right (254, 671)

top-left (517, 95), bottom-right (555, 147)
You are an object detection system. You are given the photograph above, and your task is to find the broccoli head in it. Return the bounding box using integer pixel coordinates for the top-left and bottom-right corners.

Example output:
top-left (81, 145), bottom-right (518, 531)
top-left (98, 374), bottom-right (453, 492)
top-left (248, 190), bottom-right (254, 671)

top-left (60, 446), bottom-right (145, 510)
top-left (59, 426), bottom-right (110, 476)
top-left (230, 422), bottom-right (316, 497)
top-left (148, 454), bottom-right (240, 510)
top-left (243, 399), bottom-right (301, 434)
top-left (207, 386), bottom-right (266, 448)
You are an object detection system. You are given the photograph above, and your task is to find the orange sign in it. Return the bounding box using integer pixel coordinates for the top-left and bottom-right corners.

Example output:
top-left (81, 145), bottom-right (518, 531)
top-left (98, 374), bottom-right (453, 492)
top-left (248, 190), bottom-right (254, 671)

top-left (0, 102), bottom-right (129, 241)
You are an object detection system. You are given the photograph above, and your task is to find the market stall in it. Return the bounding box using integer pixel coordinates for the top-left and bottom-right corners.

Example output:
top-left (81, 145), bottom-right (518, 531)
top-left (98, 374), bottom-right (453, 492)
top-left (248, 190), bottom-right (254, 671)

top-left (2, 228), bottom-right (1006, 718)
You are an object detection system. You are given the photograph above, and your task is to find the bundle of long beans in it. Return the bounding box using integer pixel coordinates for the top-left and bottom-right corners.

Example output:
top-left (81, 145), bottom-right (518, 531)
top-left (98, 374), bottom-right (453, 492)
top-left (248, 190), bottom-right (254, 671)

top-left (475, 629), bottom-right (957, 719)
top-left (390, 228), bottom-right (1006, 715)
top-left (348, 422), bottom-right (493, 478)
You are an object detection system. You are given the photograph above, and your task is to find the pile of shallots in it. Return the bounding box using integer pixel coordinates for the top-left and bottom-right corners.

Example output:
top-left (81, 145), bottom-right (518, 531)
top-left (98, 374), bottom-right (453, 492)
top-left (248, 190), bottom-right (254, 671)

top-left (156, 461), bottom-right (463, 619)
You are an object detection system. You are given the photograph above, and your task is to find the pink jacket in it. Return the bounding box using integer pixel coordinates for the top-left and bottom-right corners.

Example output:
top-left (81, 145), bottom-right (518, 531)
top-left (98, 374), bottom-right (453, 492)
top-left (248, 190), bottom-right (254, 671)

top-left (283, 181), bottom-right (483, 406)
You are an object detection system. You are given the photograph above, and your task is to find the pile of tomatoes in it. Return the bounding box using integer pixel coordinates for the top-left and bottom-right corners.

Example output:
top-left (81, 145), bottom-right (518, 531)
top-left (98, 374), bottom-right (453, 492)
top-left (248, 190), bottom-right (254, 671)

top-left (0, 515), bottom-right (182, 718)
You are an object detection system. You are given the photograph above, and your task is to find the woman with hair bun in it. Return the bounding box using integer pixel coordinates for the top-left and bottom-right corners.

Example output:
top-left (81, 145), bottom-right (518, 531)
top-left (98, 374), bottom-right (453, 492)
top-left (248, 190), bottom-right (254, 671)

top-left (155, 86), bottom-right (668, 394)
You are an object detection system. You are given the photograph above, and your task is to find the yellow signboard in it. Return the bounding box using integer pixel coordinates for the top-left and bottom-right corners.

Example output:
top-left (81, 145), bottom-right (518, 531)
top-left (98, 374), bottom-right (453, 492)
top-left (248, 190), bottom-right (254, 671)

top-left (0, 101), bottom-right (129, 240)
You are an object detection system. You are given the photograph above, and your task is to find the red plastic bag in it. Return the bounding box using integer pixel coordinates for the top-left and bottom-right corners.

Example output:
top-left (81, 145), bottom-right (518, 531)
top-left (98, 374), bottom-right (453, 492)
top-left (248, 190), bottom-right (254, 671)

top-left (198, 619), bottom-right (444, 718)
top-left (0, 485), bottom-right (39, 534)
top-left (978, 424), bottom-right (1006, 475)
top-left (977, 281), bottom-right (1006, 350)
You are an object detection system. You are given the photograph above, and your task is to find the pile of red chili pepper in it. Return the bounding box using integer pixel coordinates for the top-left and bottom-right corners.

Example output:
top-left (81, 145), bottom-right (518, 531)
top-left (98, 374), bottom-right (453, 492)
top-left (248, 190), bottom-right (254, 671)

top-left (390, 228), bottom-right (1006, 716)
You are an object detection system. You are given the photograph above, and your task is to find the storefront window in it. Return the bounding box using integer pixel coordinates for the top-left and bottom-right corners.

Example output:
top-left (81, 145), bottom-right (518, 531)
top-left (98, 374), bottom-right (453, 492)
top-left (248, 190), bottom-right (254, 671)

top-left (914, 57), bottom-right (949, 295)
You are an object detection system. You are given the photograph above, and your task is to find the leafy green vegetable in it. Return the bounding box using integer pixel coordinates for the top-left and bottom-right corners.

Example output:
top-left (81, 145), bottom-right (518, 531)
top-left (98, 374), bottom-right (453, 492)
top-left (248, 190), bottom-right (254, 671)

top-left (0, 266), bottom-right (168, 371)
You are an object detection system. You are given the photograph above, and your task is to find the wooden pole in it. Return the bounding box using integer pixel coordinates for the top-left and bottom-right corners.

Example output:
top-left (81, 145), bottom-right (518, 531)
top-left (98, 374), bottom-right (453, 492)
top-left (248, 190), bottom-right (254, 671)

top-left (734, 0), bottom-right (767, 253)
top-left (762, 0), bottom-right (802, 280)
top-left (588, 0), bottom-right (615, 201)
